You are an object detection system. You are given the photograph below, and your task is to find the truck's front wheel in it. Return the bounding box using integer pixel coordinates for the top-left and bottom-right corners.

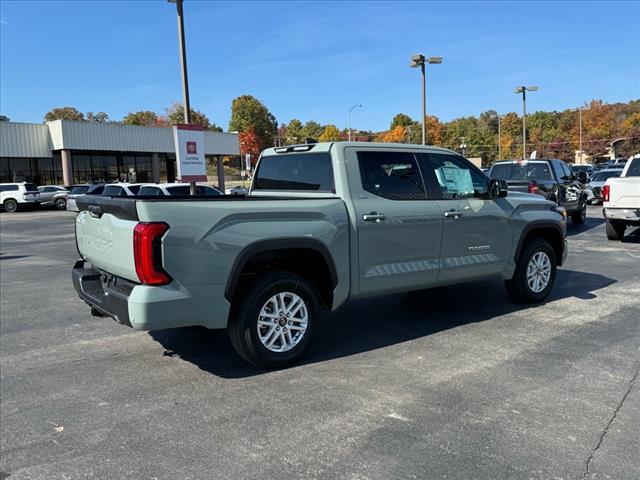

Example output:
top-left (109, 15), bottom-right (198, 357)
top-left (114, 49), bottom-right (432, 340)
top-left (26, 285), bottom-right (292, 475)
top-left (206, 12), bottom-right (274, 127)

top-left (505, 238), bottom-right (557, 303)
top-left (229, 271), bottom-right (319, 369)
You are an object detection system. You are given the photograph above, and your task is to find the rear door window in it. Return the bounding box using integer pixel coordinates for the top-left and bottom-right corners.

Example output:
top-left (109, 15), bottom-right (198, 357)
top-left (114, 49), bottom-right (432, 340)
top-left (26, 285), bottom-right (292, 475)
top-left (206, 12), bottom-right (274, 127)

top-left (625, 159), bottom-right (640, 177)
top-left (103, 186), bottom-right (126, 196)
top-left (24, 183), bottom-right (39, 192)
top-left (253, 153), bottom-right (334, 192)
top-left (426, 153), bottom-right (489, 199)
top-left (1, 185), bottom-right (19, 192)
top-left (356, 151), bottom-right (426, 200)
top-left (139, 186), bottom-right (164, 196)
top-left (70, 186), bottom-right (89, 195)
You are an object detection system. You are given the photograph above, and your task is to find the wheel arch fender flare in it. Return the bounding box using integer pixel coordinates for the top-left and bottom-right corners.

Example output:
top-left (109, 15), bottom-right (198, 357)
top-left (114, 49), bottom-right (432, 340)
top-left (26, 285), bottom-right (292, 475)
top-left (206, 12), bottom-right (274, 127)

top-left (514, 221), bottom-right (566, 266)
top-left (224, 238), bottom-right (338, 302)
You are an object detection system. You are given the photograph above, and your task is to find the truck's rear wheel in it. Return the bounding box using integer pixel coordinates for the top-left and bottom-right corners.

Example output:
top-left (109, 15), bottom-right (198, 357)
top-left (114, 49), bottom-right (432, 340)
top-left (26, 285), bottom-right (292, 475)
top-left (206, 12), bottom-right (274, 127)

top-left (505, 238), bottom-right (557, 303)
top-left (3, 199), bottom-right (18, 213)
top-left (228, 271), bottom-right (319, 369)
top-left (605, 219), bottom-right (625, 241)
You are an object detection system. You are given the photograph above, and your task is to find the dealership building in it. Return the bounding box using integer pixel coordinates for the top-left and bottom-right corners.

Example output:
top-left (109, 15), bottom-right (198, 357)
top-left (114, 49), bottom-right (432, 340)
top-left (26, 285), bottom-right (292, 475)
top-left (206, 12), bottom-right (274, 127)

top-left (0, 120), bottom-right (240, 187)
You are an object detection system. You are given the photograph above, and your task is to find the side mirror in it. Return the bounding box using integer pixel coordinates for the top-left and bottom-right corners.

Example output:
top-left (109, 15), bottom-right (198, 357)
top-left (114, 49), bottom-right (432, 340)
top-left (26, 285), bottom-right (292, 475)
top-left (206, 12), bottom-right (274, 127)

top-left (489, 179), bottom-right (508, 198)
top-left (576, 171), bottom-right (588, 183)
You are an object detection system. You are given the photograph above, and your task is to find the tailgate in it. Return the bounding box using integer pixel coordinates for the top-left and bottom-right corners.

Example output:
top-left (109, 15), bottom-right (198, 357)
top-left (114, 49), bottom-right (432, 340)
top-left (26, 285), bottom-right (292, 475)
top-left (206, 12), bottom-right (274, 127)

top-left (75, 197), bottom-right (140, 282)
top-left (607, 179), bottom-right (640, 209)
top-left (505, 180), bottom-right (531, 193)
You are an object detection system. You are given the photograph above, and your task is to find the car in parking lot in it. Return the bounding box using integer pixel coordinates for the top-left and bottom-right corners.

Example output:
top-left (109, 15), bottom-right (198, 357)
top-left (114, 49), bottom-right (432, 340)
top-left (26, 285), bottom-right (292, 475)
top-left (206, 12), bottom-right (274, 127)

top-left (569, 164), bottom-right (595, 179)
top-left (73, 142), bottom-right (568, 368)
top-left (137, 183), bottom-right (222, 196)
top-left (226, 185), bottom-right (249, 195)
top-left (488, 159), bottom-right (588, 225)
top-left (0, 182), bottom-right (41, 213)
top-left (37, 185), bottom-right (69, 209)
top-left (101, 183), bottom-right (150, 197)
top-left (585, 168), bottom-right (623, 204)
top-left (602, 155), bottom-right (640, 240)
top-left (66, 184), bottom-right (105, 212)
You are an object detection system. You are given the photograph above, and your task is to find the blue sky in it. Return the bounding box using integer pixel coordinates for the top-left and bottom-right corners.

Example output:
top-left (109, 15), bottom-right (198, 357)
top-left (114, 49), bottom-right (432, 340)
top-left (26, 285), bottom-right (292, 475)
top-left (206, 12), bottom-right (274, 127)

top-left (1, 1), bottom-right (639, 131)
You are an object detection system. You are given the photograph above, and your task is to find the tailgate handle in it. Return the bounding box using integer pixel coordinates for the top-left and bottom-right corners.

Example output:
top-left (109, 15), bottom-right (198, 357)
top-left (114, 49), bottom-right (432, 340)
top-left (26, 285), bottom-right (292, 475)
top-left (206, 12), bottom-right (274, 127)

top-left (88, 205), bottom-right (104, 218)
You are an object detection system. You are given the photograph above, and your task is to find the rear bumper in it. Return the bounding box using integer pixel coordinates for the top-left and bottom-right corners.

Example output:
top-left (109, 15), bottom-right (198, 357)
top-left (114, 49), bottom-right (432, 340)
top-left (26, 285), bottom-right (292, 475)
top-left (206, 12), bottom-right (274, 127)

top-left (603, 207), bottom-right (640, 225)
top-left (72, 260), bottom-right (231, 331)
top-left (72, 260), bottom-right (133, 327)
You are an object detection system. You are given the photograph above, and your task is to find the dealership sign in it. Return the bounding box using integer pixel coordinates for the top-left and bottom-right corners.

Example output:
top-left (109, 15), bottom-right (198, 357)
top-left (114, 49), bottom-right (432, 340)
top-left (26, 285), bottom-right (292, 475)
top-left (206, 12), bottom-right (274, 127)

top-left (173, 124), bottom-right (207, 182)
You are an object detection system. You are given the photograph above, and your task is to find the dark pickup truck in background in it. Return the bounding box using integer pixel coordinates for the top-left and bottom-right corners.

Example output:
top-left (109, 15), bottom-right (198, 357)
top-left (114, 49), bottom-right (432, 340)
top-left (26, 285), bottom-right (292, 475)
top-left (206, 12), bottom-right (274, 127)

top-left (489, 159), bottom-right (588, 225)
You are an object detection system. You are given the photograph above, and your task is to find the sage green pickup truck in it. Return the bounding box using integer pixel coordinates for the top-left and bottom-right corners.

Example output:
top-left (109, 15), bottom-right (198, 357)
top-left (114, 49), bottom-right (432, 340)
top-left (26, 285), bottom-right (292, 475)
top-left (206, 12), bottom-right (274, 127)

top-left (73, 142), bottom-right (568, 368)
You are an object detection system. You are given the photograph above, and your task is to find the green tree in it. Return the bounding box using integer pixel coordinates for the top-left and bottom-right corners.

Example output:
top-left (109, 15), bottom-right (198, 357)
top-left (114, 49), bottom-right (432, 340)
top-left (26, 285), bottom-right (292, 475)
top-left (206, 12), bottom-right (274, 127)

top-left (85, 111), bottom-right (110, 123)
top-left (228, 95), bottom-right (277, 150)
top-left (301, 121), bottom-right (323, 140)
top-left (44, 107), bottom-right (84, 122)
top-left (390, 113), bottom-right (414, 130)
top-left (123, 110), bottom-right (158, 126)
top-left (285, 119), bottom-right (304, 144)
top-left (166, 102), bottom-right (222, 131)
top-left (318, 124), bottom-right (342, 142)
top-left (0, 115), bottom-right (9, 122)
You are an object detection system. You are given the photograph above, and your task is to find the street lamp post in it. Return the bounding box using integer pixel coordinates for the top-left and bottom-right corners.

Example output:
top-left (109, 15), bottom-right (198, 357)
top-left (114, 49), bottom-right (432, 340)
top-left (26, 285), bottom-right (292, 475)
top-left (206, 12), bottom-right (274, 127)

top-left (459, 138), bottom-right (467, 157)
top-left (348, 104), bottom-right (362, 141)
top-left (168, 0), bottom-right (196, 194)
top-left (410, 54), bottom-right (442, 145)
top-left (514, 85), bottom-right (538, 160)
top-left (497, 114), bottom-right (502, 160)
top-left (579, 106), bottom-right (583, 164)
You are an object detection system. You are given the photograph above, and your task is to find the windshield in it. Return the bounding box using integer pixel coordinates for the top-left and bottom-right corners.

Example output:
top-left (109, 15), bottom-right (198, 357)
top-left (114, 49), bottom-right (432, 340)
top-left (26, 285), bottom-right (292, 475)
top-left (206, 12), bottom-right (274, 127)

top-left (70, 186), bottom-right (89, 195)
top-left (591, 171), bottom-right (621, 182)
top-left (490, 163), bottom-right (553, 181)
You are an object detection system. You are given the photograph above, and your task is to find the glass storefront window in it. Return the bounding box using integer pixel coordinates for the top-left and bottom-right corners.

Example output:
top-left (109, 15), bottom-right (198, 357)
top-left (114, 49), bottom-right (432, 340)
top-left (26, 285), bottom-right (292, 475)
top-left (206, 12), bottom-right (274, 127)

top-left (10, 158), bottom-right (30, 182)
top-left (73, 154), bottom-right (91, 183)
top-left (0, 158), bottom-right (10, 183)
top-left (135, 155), bottom-right (151, 182)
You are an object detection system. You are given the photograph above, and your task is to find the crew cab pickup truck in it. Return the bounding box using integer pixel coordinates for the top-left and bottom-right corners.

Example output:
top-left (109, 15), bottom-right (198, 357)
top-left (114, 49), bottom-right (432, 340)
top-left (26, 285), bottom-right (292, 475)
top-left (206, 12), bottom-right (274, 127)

top-left (73, 143), bottom-right (568, 368)
top-left (489, 159), bottom-right (588, 225)
top-left (602, 155), bottom-right (640, 240)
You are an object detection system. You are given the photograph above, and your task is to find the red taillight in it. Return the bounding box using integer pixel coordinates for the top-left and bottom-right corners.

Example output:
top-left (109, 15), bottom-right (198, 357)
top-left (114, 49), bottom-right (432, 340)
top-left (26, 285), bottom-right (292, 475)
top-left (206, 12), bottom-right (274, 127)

top-left (602, 184), bottom-right (610, 202)
top-left (528, 181), bottom-right (538, 194)
top-left (133, 222), bottom-right (171, 285)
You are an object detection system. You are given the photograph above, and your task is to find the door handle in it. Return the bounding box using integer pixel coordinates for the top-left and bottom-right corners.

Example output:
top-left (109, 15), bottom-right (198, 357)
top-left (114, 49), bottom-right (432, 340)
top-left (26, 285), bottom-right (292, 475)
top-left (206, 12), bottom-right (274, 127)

top-left (444, 210), bottom-right (463, 219)
top-left (362, 213), bottom-right (386, 223)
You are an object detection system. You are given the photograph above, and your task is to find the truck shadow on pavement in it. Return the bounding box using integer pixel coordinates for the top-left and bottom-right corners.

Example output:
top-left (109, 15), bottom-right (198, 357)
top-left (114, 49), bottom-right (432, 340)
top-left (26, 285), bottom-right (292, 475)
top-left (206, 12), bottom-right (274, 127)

top-left (566, 216), bottom-right (604, 236)
top-left (148, 268), bottom-right (616, 379)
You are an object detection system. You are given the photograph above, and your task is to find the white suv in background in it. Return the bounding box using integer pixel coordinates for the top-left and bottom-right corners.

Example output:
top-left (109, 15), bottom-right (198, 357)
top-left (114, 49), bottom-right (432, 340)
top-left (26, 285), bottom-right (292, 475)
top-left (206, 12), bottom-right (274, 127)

top-left (0, 182), bottom-right (41, 213)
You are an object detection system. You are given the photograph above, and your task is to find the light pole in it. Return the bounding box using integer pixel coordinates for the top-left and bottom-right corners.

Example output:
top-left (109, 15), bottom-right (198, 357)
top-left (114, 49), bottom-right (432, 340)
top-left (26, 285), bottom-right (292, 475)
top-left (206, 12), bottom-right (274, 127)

top-left (497, 114), bottom-right (502, 160)
top-left (514, 85), bottom-right (538, 160)
top-left (410, 54), bottom-right (442, 145)
top-left (168, 0), bottom-right (196, 194)
top-left (348, 104), bottom-right (362, 141)
top-left (459, 138), bottom-right (467, 157)
top-left (579, 106), bottom-right (583, 164)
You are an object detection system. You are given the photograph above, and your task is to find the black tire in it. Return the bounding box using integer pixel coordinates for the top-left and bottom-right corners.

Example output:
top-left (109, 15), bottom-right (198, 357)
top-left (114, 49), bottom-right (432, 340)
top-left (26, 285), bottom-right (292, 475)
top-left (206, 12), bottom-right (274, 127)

top-left (3, 199), bottom-right (18, 213)
top-left (505, 238), bottom-right (557, 303)
top-left (605, 219), bottom-right (625, 241)
top-left (571, 200), bottom-right (587, 225)
top-left (228, 271), bottom-right (320, 369)
top-left (55, 198), bottom-right (67, 210)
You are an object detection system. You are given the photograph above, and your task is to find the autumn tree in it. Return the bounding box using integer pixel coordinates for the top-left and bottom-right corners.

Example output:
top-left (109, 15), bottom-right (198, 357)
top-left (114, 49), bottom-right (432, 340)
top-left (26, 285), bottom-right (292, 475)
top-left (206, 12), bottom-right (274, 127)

top-left (229, 95), bottom-right (277, 150)
top-left (319, 124), bottom-right (342, 142)
top-left (0, 115), bottom-right (9, 122)
top-left (44, 107), bottom-right (84, 122)
top-left (123, 110), bottom-right (158, 126)
top-left (238, 128), bottom-right (262, 166)
top-left (381, 125), bottom-right (407, 143)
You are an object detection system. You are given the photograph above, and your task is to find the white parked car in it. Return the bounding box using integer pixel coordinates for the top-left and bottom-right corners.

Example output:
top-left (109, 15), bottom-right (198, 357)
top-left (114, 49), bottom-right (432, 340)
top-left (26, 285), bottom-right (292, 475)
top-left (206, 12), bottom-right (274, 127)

top-left (585, 168), bottom-right (623, 204)
top-left (102, 183), bottom-right (151, 197)
top-left (137, 183), bottom-right (222, 196)
top-left (66, 184), bottom-right (105, 212)
top-left (226, 185), bottom-right (249, 195)
top-left (603, 155), bottom-right (640, 240)
top-left (0, 182), bottom-right (41, 213)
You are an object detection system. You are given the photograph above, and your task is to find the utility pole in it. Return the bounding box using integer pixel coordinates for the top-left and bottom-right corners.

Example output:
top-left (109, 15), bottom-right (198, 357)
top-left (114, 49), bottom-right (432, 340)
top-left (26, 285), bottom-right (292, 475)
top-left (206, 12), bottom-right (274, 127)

top-left (497, 114), bottom-right (502, 160)
top-left (514, 86), bottom-right (538, 160)
top-left (348, 104), bottom-right (362, 142)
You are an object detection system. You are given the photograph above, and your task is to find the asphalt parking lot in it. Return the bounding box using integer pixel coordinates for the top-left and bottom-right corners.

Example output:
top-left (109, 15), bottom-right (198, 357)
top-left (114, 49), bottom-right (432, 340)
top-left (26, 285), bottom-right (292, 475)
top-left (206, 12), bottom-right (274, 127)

top-left (1, 206), bottom-right (638, 480)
